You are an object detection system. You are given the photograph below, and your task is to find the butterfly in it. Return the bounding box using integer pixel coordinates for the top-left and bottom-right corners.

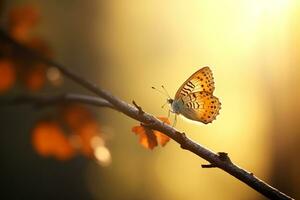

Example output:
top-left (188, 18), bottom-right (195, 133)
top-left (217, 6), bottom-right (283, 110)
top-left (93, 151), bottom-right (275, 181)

top-left (162, 67), bottom-right (221, 124)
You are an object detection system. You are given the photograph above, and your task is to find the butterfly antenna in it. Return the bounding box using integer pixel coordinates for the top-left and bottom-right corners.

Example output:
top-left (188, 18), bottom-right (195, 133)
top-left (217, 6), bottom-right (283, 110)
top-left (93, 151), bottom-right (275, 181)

top-left (151, 86), bottom-right (169, 98)
top-left (161, 85), bottom-right (171, 98)
top-left (161, 101), bottom-right (168, 109)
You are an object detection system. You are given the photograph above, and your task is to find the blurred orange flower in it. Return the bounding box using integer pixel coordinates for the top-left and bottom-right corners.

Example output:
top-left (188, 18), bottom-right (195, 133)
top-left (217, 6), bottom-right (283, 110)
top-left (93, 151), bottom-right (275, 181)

top-left (132, 117), bottom-right (171, 150)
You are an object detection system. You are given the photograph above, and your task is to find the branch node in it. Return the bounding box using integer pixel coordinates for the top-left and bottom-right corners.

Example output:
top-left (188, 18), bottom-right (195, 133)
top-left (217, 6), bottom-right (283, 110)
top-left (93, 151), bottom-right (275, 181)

top-left (132, 100), bottom-right (144, 115)
top-left (179, 132), bottom-right (187, 140)
top-left (178, 132), bottom-right (188, 149)
top-left (217, 152), bottom-right (231, 163)
top-left (201, 152), bottom-right (232, 169)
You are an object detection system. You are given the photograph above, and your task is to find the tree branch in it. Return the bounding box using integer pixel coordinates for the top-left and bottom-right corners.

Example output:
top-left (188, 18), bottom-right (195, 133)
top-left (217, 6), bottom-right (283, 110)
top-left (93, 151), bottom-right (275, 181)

top-left (3, 93), bottom-right (114, 109)
top-left (0, 29), bottom-right (294, 200)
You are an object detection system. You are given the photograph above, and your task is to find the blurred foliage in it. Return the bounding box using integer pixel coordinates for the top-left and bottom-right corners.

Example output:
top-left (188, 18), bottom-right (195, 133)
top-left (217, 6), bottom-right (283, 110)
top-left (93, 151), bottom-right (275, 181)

top-left (0, 5), bottom-right (50, 92)
top-left (0, 4), bottom-right (109, 165)
top-left (32, 120), bottom-right (75, 160)
top-left (32, 104), bottom-right (108, 162)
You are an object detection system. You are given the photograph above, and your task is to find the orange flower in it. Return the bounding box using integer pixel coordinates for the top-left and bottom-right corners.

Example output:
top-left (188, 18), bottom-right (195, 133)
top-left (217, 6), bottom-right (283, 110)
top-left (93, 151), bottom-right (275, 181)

top-left (132, 117), bottom-right (171, 150)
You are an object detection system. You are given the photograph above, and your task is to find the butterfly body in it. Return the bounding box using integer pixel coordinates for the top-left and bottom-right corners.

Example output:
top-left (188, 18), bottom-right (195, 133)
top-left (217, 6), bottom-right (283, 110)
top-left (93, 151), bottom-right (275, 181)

top-left (167, 67), bottom-right (221, 124)
top-left (168, 98), bottom-right (181, 114)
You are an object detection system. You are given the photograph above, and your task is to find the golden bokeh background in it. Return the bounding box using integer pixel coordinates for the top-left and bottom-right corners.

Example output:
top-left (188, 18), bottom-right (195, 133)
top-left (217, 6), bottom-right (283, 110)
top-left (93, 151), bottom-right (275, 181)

top-left (1, 0), bottom-right (300, 199)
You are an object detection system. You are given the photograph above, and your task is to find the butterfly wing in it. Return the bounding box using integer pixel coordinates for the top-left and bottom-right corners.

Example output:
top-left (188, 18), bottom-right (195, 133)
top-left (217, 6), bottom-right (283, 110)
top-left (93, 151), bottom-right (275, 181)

top-left (175, 67), bottom-right (215, 99)
top-left (180, 91), bottom-right (221, 124)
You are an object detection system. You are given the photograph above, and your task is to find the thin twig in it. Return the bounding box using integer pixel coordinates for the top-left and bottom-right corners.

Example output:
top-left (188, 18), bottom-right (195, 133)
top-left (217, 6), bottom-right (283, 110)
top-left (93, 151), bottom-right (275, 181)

top-left (201, 164), bottom-right (217, 168)
top-left (132, 100), bottom-right (144, 115)
top-left (0, 29), bottom-right (294, 200)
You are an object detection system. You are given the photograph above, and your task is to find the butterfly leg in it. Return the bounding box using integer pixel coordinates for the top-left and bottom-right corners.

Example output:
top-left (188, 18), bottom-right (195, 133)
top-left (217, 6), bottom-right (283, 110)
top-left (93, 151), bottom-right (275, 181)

top-left (168, 109), bottom-right (176, 118)
top-left (172, 114), bottom-right (177, 127)
top-left (168, 109), bottom-right (171, 118)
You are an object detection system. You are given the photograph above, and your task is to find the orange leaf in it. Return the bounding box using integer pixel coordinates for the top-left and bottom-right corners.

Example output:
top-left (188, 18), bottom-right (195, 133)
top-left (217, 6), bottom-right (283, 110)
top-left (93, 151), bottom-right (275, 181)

top-left (51, 136), bottom-right (75, 161)
top-left (153, 131), bottom-right (170, 147)
top-left (9, 5), bottom-right (39, 27)
top-left (61, 104), bottom-right (102, 157)
top-left (62, 104), bottom-right (95, 130)
top-left (0, 59), bottom-right (16, 93)
top-left (132, 126), bottom-right (157, 149)
top-left (131, 116), bottom-right (171, 150)
top-left (26, 37), bottom-right (52, 57)
top-left (31, 121), bottom-right (75, 160)
top-left (75, 121), bottom-right (101, 157)
top-left (8, 5), bottom-right (39, 42)
top-left (156, 117), bottom-right (171, 125)
top-left (154, 117), bottom-right (170, 146)
top-left (9, 24), bottom-right (31, 43)
top-left (22, 64), bottom-right (46, 91)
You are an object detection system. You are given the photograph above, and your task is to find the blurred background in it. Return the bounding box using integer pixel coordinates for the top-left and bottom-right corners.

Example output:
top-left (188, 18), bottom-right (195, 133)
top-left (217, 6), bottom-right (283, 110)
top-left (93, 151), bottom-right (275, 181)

top-left (0, 0), bottom-right (299, 199)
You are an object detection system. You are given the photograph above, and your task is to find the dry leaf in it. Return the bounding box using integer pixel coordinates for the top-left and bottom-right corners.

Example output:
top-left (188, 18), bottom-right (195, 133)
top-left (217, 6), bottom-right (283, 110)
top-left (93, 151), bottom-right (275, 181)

top-left (132, 117), bottom-right (171, 150)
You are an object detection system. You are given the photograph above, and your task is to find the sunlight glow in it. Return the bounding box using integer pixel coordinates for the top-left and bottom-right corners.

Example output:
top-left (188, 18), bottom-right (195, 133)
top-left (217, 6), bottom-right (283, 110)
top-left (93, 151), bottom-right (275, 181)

top-left (91, 136), bottom-right (105, 148)
top-left (94, 146), bottom-right (112, 167)
top-left (93, 0), bottom-right (296, 199)
top-left (46, 67), bottom-right (63, 86)
top-left (248, 0), bottom-right (291, 18)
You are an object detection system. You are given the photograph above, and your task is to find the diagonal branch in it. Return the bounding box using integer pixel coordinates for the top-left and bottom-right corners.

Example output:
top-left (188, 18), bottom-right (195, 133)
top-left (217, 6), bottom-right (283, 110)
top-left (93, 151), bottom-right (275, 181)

top-left (0, 29), bottom-right (294, 200)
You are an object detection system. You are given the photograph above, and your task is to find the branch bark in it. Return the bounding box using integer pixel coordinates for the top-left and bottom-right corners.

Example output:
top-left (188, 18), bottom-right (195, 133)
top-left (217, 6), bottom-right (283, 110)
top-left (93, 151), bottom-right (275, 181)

top-left (0, 29), bottom-right (294, 200)
top-left (4, 93), bottom-right (114, 109)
